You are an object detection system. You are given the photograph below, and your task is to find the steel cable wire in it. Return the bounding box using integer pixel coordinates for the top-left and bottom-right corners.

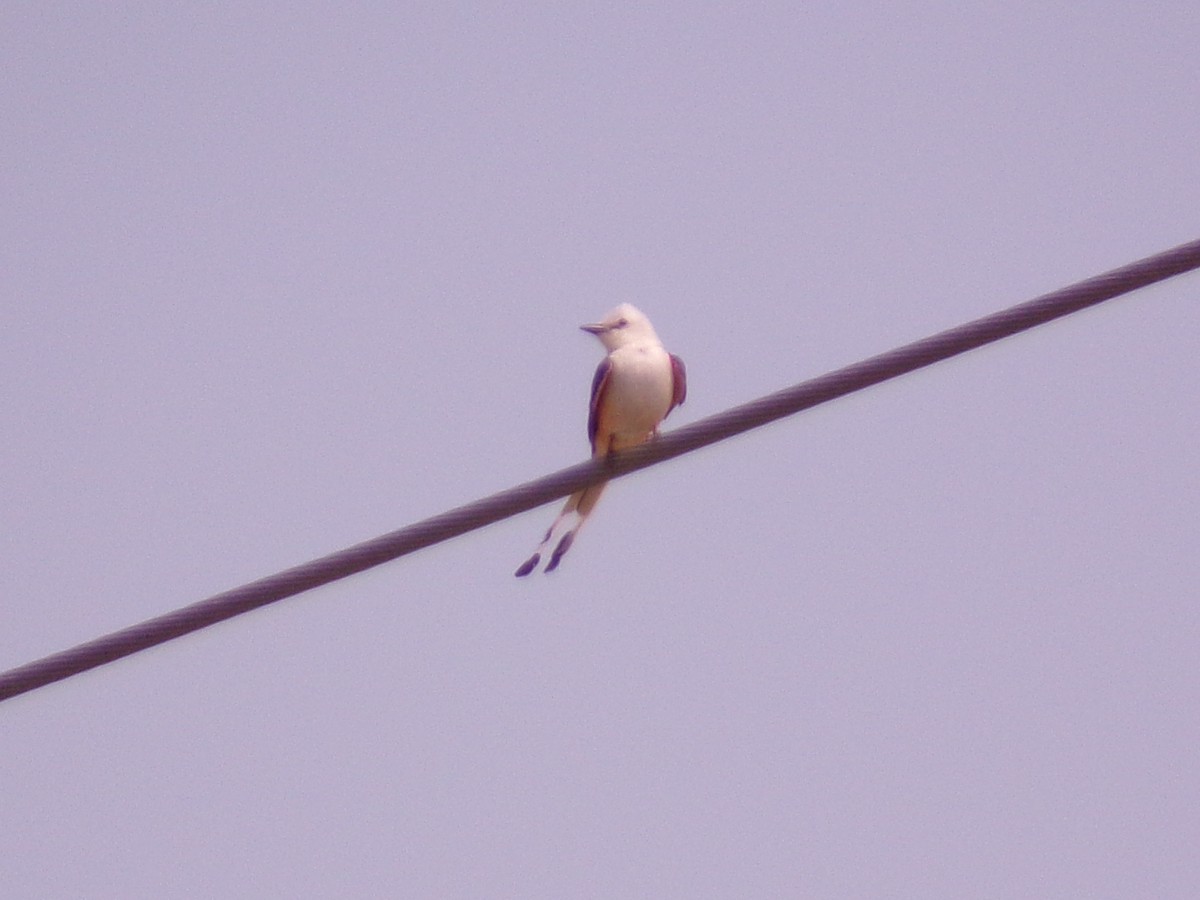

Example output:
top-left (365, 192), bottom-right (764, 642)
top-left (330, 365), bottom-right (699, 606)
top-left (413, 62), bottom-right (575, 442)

top-left (3, 237), bottom-right (1199, 702)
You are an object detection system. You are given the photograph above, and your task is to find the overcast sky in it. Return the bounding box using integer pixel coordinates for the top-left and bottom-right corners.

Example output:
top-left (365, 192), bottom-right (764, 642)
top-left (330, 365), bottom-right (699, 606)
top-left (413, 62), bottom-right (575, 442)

top-left (4, 3), bottom-right (1199, 897)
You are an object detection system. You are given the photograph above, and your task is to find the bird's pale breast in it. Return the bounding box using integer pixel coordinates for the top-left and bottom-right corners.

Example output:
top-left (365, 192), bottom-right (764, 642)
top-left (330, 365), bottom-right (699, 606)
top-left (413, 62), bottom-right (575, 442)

top-left (603, 344), bottom-right (674, 448)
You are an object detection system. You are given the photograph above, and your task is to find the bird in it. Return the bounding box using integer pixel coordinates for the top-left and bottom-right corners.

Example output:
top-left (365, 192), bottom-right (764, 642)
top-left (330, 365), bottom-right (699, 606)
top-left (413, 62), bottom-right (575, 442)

top-left (515, 303), bottom-right (686, 576)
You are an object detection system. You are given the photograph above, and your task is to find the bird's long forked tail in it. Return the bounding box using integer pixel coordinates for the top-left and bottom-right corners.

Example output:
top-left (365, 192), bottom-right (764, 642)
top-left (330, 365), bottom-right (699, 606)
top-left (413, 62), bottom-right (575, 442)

top-left (514, 480), bottom-right (608, 576)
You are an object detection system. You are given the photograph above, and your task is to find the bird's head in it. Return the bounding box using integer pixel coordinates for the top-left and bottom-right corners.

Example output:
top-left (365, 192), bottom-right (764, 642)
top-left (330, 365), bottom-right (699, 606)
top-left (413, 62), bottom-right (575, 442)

top-left (580, 303), bottom-right (660, 351)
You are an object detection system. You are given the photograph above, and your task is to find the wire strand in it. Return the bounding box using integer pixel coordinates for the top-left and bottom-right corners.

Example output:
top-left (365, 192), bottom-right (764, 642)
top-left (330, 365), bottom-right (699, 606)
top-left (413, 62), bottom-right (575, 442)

top-left (3, 237), bottom-right (1199, 702)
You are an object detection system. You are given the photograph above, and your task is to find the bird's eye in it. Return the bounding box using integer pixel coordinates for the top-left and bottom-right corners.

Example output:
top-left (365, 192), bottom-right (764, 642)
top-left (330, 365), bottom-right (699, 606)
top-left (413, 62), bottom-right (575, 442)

top-left (617, 318), bottom-right (628, 327)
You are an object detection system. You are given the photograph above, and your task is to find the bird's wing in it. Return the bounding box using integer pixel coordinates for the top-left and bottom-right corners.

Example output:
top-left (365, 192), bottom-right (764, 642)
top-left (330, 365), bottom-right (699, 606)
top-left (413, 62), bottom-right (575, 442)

top-left (587, 356), bottom-right (613, 452)
top-left (668, 353), bottom-right (687, 414)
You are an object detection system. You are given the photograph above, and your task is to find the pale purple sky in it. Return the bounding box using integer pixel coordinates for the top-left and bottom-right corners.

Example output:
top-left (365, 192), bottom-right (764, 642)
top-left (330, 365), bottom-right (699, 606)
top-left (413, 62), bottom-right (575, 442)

top-left (4, 4), bottom-right (1199, 897)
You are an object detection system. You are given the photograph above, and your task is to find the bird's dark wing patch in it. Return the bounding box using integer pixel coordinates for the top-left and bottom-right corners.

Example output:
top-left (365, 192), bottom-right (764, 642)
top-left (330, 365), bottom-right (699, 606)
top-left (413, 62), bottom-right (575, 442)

top-left (587, 357), bottom-right (613, 450)
top-left (668, 353), bottom-right (687, 414)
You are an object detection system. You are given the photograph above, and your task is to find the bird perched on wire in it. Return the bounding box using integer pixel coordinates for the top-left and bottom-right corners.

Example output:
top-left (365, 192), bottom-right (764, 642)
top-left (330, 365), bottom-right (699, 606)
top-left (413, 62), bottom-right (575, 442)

top-left (515, 303), bottom-right (686, 576)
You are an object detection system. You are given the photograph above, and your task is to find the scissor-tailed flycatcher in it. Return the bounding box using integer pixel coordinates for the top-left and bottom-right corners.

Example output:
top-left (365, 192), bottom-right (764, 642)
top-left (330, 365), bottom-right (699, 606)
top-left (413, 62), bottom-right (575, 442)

top-left (515, 303), bottom-right (686, 576)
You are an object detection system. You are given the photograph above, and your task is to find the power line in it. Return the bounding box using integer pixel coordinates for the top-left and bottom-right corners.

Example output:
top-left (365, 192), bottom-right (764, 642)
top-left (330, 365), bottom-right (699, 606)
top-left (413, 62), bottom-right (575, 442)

top-left (3, 238), bottom-right (1199, 702)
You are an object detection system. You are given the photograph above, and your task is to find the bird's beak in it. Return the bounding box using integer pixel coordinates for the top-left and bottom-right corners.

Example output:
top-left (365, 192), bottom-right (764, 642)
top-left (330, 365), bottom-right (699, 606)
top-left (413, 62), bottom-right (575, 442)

top-left (580, 322), bottom-right (607, 335)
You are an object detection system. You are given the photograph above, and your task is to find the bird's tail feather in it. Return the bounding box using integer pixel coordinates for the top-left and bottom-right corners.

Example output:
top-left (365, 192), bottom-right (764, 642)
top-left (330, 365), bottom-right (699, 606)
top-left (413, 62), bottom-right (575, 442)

top-left (514, 481), bottom-right (607, 576)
